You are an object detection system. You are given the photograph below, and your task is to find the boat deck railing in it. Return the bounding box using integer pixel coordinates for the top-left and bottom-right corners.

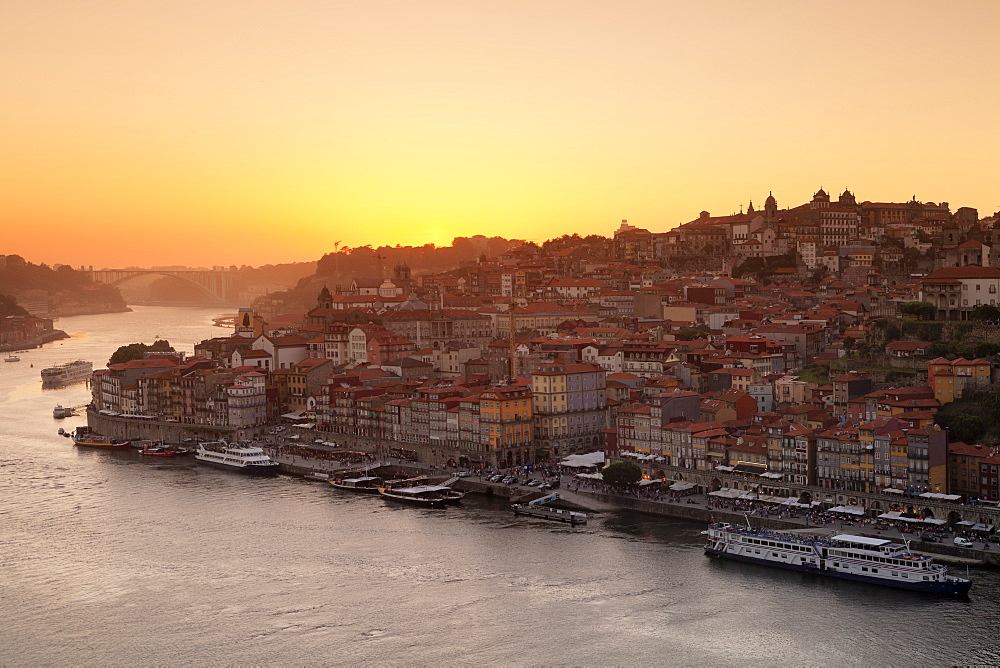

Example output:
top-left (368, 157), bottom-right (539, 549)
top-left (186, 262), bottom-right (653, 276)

top-left (712, 524), bottom-right (830, 548)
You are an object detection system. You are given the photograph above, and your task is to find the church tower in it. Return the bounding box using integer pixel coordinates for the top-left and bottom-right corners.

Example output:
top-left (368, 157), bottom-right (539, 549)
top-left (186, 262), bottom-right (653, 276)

top-left (393, 263), bottom-right (412, 291)
top-left (317, 284), bottom-right (333, 310)
top-left (764, 191), bottom-right (778, 222)
top-left (810, 188), bottom-right (831, 209)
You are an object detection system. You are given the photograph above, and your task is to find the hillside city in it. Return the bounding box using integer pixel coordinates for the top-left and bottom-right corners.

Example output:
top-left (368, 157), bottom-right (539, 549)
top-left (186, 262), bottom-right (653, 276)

top-left (21, 188), bottom-right (1000, 505)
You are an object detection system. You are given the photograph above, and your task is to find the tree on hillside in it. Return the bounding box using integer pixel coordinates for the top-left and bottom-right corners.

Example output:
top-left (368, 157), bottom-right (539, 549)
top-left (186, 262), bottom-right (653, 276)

top-left (109, 340), bottom-right (174, 366)
top-left (601, 461), bottom-right (642, 487)
top-left (0, 294), bottom-right (28, 317)
top-left (899, 301), bottom-right (936, 320)
top-left (970, 304), bottom-right (1000, 321)
top-left (676, 327), bottom-right (709, 341)
top-left (948, 414), bottom-right (986, 443)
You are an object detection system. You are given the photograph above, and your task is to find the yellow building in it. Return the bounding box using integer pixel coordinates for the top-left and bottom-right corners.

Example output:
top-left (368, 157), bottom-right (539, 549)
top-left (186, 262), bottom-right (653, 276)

top-left (479, 384), bottom-right (534, 468)
top-left (928, 357), bottom-right (991, 404)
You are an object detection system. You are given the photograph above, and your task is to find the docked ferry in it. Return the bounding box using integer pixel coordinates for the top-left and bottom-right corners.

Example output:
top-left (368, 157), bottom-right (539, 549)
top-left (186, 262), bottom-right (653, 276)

top-left (194, 442), bottom-right (280, 475)
top-left (41, 360), bottom-right (93, 387)
top-left (704, 522), bottom-right (972, 595)
top-left (378, 484), bottom-right (465, 508)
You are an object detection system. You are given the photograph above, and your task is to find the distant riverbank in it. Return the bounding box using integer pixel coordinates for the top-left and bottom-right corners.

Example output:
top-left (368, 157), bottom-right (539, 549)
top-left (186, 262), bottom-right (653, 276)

top-left (0, 328), bottom-right (69, 352)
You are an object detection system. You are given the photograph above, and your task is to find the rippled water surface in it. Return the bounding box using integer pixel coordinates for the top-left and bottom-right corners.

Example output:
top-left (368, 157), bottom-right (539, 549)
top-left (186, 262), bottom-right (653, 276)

top-left (2, 307), bottom-right (999, 664)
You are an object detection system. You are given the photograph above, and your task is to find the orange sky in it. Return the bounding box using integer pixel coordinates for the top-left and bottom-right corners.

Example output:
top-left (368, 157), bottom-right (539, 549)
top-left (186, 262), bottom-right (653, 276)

top-left (3, 1), bottom-right (998, 269)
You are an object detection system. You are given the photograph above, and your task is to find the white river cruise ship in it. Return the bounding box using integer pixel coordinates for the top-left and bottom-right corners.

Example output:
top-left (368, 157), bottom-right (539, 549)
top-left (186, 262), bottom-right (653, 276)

top-left (41, 360), bottom-right (93, 387)
top-left (194, 442), bottom-right (279, 476)
top-left (704, 522), bottom-right (972, 595)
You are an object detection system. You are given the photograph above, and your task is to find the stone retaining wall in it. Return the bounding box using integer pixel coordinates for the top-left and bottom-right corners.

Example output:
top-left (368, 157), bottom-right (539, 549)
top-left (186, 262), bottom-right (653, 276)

top-left (87, 408), bottom-right (245, 442)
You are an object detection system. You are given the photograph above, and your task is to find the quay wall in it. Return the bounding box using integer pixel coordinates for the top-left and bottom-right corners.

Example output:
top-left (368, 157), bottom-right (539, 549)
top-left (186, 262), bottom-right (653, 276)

top-left (580, 491), bottom-right (803, 529)
top-left (86, 408), bottom-right (247, 443)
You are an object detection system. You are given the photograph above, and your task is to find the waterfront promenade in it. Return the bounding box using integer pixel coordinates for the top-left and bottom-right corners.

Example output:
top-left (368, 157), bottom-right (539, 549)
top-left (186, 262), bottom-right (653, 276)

top-left (260, 435), bottom-right (999, 567)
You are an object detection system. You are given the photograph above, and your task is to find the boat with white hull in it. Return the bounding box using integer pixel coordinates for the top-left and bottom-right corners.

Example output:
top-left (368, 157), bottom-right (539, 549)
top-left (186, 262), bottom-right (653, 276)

top-left (378, 484), bottom-right (465, 508)
top-left (41, 360), bottom-right (92, 386)
top-left (194, 442), bottom-right (279, 476)
top-left (704, 522), bottom-right (972, 595)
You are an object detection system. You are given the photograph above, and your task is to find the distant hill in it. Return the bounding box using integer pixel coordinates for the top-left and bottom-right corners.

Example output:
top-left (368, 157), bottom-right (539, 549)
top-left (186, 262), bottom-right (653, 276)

top-left (314, 236), bottom-right (518, 280)
top-left (0, 254), bottom-right (127, 315)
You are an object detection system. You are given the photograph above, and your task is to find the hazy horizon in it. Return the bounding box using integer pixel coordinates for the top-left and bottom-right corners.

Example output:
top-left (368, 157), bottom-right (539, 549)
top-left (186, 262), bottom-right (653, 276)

top-left (4, 0), bottom-right (998, 268)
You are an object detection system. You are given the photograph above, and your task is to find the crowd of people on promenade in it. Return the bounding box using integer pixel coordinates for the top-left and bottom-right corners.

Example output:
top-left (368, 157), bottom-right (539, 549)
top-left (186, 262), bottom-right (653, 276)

top-left (262, 441), bottom-right (377, 467)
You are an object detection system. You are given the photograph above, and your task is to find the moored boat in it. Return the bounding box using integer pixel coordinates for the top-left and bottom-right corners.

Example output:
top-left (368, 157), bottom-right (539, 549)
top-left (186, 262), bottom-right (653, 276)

top-left (53, 404), bottom-right (73, 419)
top-left (329, 475), bottom-right (383, 493)
top-left (194, 441), bottom-right (279, 475)
top-left (73, 433), bottom-right (131, 449)
top-left (5, 354), bottom-right (20, 362)
top-left (378, 484), bottom-right (465, 508)
top-left (138, 442), bottom-right (190, 457)
top-left (704, 521), bottom-right (972, 595)
top-left (41, 360), bottom-right (92, 386)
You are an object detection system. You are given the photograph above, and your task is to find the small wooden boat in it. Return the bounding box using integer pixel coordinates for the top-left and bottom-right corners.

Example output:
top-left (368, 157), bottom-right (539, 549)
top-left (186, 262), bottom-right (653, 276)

top-left (138, 443), bottom-right (189, 457)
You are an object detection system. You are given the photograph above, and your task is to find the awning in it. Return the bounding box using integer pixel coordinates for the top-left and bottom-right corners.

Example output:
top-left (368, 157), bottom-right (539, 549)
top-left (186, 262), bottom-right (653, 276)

top-left (294, 422), bottom-right (316, 429)
top-left (782, 499), bottom-right (822, 508)
top-left (639, 478), bottom-right (664, 486)
top-left (281, 410), bottom-right (305, 420)
top-left (827, 505), bottom-right (865, 515)
top-left (561, 452), bottom-right (606, 468)
top-left (716, 465), bottom-right (735, 472)
top-left (918, 492), bottom-right (963, 501)
top-left (670, 481), bottom-right (696, 491)
top-left (882, 488), bottom-right (905, 494)
top-left (759, 472), bottom-right (784, 479)
top-left (575, 472), bottom-right (604, 480)
top-left (709, 488), bottom-right (743, 499)
top-left (733, 463), bottom-right (767, 474)
top-left (968, 523), bottom-right (995, 532)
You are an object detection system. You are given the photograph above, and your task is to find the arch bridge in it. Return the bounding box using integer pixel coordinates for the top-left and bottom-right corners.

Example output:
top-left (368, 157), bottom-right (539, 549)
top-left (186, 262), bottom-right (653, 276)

top-left (86, 267), bottom-right (238, 304)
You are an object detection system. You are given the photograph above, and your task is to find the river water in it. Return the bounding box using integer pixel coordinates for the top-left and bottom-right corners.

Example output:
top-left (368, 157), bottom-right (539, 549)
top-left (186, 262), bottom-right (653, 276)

top-left (1, 306), bottom-right (998, 665)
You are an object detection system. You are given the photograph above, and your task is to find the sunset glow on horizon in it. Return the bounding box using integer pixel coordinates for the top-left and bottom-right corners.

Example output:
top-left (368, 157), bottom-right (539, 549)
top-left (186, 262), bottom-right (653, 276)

top-left (3, 0), bottom-right (998, 268)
